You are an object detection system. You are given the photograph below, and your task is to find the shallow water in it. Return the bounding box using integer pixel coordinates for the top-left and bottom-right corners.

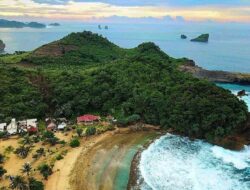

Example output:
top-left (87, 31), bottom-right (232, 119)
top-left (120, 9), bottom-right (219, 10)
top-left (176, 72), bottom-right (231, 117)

top-left (138, 134), bottom-right (250, 190)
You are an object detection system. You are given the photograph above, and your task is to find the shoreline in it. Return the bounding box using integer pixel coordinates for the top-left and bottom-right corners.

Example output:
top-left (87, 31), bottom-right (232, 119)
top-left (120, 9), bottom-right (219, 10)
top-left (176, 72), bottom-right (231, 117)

top-left (127, 132), bottom-right (164, 190)
top-left (68, 127), bottom-right (160, 190)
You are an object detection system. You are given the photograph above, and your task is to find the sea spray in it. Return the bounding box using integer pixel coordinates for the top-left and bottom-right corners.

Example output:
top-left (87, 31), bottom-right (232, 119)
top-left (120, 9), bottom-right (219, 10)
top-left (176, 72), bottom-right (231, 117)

top-left (137, 134), bottom-right (250, 190)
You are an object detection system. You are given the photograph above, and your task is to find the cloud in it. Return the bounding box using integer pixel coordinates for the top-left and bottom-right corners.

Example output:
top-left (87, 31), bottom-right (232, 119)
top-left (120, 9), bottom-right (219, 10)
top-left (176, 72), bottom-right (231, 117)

top-left (1, 0), bottom-right (250, 23)
top-left (32, 0), bottom-right (250, 6)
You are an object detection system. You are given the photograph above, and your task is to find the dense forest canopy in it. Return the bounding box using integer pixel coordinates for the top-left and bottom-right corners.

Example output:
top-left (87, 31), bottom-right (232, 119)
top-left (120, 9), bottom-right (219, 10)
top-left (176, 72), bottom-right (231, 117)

top-left (0, 31), bottom-right (248, 140)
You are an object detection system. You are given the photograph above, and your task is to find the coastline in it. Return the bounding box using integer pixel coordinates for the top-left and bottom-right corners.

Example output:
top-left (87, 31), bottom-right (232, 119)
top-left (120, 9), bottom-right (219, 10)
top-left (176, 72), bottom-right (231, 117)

top-left (68, 127), bottom-right (160, 190)
top-left (127, 132), bottom-right (165, 190)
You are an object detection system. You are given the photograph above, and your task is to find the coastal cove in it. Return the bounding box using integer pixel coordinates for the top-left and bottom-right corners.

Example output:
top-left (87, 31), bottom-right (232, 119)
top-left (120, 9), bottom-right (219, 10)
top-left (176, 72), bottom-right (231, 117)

top-left (0, 29), bottom-right (250, 190)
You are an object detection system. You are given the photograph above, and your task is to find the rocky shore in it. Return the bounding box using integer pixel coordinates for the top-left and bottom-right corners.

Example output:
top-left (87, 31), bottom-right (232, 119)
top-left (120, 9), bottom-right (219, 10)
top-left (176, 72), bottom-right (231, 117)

top-left (179, 59), bottom-right (250, 85)
top-left (0, 39), bottom-right (5, 51)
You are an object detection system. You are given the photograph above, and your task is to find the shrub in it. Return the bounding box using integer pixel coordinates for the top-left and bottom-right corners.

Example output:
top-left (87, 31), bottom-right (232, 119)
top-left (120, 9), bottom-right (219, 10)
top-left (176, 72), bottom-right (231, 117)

top-left (70, 138), bottom-right (80, 148)
top-left (85, 127), bottom-right (96, 136)
top-left (38, 164), bottom-right (52, 180)
top-left (0, 166), bottom-right (7, 178)
top-left (56, 154), bottom-right (63, 160)
top-left (0, 131), bottom-right (8, 139)
top-left (0, 154), bottom-right (4, 164)
top-left (76, 128), bottom-right (83, 137)
top-left (29, 178), bottom-right (44, 190)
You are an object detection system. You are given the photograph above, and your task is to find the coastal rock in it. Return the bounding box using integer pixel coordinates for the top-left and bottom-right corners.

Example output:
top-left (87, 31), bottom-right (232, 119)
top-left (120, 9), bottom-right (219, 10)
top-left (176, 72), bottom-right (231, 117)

top-left (181, 34), bottom-right (187, 39)
top-left (49, 23), bottom-right (60, 26)
top-left (191, 33), bottom-right (209, 42)
top-left (179, 59), bottom-right (250, 85)
top-left (0, 39), bottom-right (5, 51)
top-left (237, 90), bottom-right (248, 97)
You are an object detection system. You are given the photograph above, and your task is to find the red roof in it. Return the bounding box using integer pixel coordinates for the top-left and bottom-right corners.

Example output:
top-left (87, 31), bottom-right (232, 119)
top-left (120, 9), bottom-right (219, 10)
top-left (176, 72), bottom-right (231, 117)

top-left (28, 126), bottom-right (38, 133)
top-left (77, 114), bottom-right (100, 122)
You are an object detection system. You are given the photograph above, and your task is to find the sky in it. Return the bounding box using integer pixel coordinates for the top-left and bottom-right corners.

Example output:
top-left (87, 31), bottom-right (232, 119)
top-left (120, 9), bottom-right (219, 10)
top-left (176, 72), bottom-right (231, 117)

top-left (1, 0), bottom-right (250, 23)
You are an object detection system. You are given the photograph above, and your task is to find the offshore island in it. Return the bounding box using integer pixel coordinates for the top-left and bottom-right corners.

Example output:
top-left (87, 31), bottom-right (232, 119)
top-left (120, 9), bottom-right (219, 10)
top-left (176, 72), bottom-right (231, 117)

top-left (0, 31), bottom-right (249, 190)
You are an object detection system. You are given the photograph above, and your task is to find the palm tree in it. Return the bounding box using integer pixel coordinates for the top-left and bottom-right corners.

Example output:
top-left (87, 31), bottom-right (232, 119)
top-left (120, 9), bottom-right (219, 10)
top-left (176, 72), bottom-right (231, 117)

top-left (21, 163), bottom-right (32, 177)
top-left (9, 175), bottom-right (28, 190)
top-left (21, 136), bottom-right (33, 146)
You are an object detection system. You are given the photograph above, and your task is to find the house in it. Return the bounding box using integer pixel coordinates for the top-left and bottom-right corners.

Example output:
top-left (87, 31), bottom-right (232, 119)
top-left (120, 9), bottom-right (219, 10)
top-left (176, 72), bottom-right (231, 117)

top-left (47, 122), bottom-right (57, 131)
top-left (77, 114), bottom-right (100, 125)
top-left (27, 126), bottom-right (38, 133)
top-left (58, 122), bottom-right (67, 130)
top-left (0, 123), bottom-right (7, 132)
top-left (17, 120), bottom-right (28, 133)
top-left (7, 119), bottom-right (18, 135)
top-left (27, 119), bottom-right (37, 128)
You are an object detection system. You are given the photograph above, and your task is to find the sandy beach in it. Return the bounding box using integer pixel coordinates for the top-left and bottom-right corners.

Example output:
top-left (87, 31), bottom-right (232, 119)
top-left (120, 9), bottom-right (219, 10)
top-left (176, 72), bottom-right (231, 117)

top-left (66, 129), bottom-right (158, 190)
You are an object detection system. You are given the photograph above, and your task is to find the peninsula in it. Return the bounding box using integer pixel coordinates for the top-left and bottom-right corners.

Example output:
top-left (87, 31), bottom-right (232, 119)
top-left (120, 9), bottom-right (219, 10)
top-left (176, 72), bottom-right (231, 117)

top-left (0, 19), bottom-right (46, 28)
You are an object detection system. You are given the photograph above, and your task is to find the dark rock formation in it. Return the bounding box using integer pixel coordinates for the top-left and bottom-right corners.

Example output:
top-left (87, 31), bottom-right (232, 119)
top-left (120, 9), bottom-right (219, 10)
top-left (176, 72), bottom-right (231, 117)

top-left (191, 34), bottom-right (209, 42)
top-left (0, 39), bottom-right (5, 52)
top-left (49, 23), bottom-right (60, 26)
top-left (181, 34), bottom-right (187, 39)
top-left (237, 90), bottom-right (248, 97)
top-left (179, 59), bottom-right (250, 85)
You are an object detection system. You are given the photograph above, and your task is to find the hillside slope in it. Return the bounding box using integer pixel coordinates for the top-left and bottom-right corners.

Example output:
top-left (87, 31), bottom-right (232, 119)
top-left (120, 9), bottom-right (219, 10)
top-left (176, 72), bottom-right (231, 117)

top-left (0, 31), bottom-right (248, 141)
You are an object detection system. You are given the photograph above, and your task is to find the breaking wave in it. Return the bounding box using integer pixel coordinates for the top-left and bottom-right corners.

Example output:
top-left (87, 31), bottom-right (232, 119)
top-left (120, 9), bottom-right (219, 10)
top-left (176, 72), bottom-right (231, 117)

top-left (138, 134), bottom-right (250, 190)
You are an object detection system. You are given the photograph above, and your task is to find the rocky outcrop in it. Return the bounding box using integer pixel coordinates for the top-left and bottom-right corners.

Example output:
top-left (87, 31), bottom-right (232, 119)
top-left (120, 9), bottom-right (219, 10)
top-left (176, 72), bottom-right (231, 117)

top-left (0, 39), bottom-right (5, 51)
top-left (191, 34), bottom-right (209, 42)
top-left (179, 59), bottom-right (250, 85)
top-left (181, 34), bottom-right (187, 39)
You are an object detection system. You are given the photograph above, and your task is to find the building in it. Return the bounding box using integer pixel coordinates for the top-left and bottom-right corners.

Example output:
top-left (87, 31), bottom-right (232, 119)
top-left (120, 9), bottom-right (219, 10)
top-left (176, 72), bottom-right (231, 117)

top-left (58, 122), bottom-right (67, 130)
top-left (77, 114), bottom-right (100, 125)
top-left (0, 123), bottom-right (7, 132)
top-left (7, 119), bottom-right (18, 135)
top-left (47, 122), bottom-right (57, 131)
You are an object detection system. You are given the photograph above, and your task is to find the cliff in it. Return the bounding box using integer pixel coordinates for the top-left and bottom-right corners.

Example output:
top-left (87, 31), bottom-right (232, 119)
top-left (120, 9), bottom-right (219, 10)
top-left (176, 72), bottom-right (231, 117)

top-left (0, 40), bottom-right (5, 51)
top-left (179, 59), bottom-right (250, 85)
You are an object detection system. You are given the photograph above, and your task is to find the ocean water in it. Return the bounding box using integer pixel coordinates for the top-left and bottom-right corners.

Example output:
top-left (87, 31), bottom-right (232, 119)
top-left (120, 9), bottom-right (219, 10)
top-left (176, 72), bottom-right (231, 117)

top-left (0, 22), bottom-right (250, 72)
top-left (138, 134), bottom-right (250, 190)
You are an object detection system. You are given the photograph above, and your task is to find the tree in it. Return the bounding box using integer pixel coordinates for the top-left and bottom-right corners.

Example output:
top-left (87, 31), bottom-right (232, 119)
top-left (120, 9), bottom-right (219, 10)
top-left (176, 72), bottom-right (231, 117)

top-left (0, 166), bottom-right (7, 179)
top-left (38, 164), bottom-right (52, 180)
top-left (28, 178), bottom-right (44, 190)
top-left (21, 136), bottom-right (33, 146)
top-left (76, 128), bottom-right (83, 137)
top-left (15, 146), bottom-right (30, 159)
top-left (9, 175), bottom-right (28, 190)
top-left (21, 163), bottom-right (32, 177)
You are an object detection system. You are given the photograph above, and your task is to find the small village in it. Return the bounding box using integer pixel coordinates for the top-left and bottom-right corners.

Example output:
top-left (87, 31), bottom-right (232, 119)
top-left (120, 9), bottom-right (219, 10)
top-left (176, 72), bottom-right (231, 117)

top-left (0, 114), bottom-right (116, 137)
top-left (0, 114), bottom-right (121, 190)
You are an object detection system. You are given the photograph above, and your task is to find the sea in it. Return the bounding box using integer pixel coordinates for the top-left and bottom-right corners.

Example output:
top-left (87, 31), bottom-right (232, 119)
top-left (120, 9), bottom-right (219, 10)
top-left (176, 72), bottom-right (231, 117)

top-left (0, 22), bottom-right (250, 190)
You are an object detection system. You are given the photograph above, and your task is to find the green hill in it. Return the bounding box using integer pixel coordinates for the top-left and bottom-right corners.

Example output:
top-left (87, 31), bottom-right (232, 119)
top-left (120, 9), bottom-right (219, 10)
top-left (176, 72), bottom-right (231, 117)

top-left (0, 31), bottom-right (248, 141)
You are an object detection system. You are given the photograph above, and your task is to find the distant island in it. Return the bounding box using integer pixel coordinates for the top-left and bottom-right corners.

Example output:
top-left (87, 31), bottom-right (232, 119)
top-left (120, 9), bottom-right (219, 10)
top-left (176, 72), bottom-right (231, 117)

top-left (191, 33), bottom-right (209, 42)
top-left (0, 19), bottom-right (46, 28)
top-left (0, 39), bottom-right (5, 51)
top-left (181, 34), bottom-right (187, 39)
top-left (49, 23), bottom-right (60, 26)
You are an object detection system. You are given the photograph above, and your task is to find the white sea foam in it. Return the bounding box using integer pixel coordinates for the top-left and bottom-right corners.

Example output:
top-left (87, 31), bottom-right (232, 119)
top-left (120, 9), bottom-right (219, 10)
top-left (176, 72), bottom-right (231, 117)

top-left (138, 134), bottom-right (250, 190)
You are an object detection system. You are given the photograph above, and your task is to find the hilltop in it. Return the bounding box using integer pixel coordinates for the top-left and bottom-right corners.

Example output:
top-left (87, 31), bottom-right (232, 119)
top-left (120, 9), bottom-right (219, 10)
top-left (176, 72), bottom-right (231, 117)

top-left (0, 31), bottom-right (248, 142)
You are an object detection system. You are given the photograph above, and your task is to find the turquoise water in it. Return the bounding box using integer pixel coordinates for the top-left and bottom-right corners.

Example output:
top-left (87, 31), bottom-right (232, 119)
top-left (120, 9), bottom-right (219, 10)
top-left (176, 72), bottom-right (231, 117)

top-left (0, 22), bottom-right (250, 72)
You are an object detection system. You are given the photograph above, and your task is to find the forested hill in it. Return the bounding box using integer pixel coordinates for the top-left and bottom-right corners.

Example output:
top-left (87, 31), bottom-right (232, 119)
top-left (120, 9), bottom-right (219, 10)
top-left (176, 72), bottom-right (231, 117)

top-left (0, 31), bottom-right (248, 141)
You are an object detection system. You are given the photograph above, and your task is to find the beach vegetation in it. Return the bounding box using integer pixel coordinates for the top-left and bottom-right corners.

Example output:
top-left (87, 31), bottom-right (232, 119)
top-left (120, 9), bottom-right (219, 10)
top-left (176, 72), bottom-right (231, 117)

top-left (85, 126), bottom-right (96, 136)
top-left (0, 166), bottom-right (7, 179)
top-left (70, 138), bottom-right (80, 147)
top-left (38, 164), bottom-right (53, 180)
